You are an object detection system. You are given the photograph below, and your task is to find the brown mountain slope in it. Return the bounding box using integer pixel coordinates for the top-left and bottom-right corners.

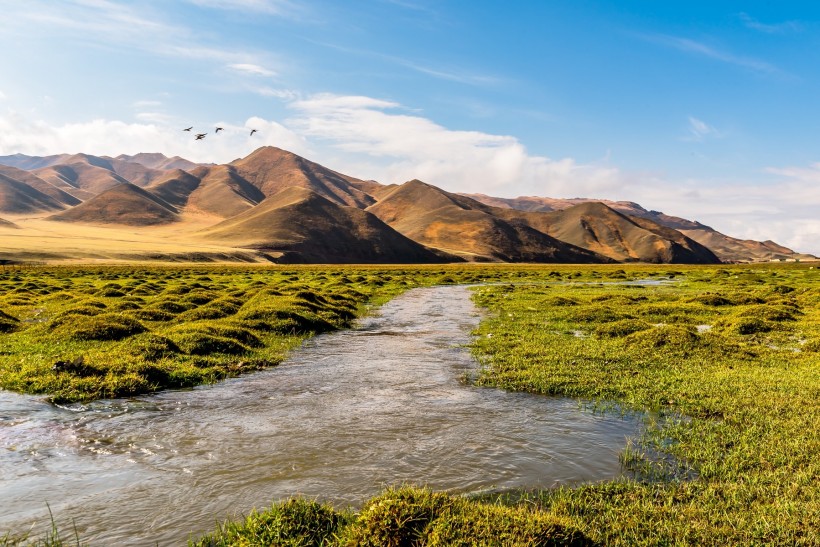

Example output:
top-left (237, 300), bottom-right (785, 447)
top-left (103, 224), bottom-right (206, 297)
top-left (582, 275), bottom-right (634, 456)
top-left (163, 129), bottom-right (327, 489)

top-left (179, 165), bottom-right (265, 217)
top-left (115, 153), bottom-right (199, 171)
top-left (33, 160), bottom-right (131, 200)
top-left (0, 153), bottom-right (74, 170)
top-left (50, 183), bottom-right (179, 226)
top-left (0, 165), bottom-right (80, 208)
top-left (0, 172), bottom-right (66, 214)
top-left (366, 179), bottom-right (608, 263)
top-left (496, 201), bottom-right (720, 264)
top-left (147, 170), bottom-right (203, 209)
top-left (202, 186), bottom-right (449, 263)
top-left (466, 194), bottom-right (812, 262)
top-left (229, 146), bottom-right (376, 208)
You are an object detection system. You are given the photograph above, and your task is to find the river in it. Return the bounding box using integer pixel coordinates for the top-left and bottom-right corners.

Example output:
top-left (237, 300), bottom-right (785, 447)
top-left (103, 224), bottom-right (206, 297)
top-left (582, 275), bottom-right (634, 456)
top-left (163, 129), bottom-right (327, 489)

top-left (1, 285), bottom-right (641, 544)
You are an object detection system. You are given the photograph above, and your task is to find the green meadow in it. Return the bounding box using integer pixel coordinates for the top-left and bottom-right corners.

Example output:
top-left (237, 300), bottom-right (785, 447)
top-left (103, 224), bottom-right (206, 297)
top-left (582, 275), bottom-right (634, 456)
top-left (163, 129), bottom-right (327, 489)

top-left (2, 263), bottom-right (818, 545)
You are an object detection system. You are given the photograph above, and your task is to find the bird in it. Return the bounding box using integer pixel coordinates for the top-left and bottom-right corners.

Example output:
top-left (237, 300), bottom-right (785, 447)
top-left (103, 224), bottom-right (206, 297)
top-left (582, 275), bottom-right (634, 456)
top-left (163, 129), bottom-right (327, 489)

top-left (195, 133), bottom-right (207, 140)
top-left (183, 126), bottom-right (193, 131)
top-left (250, 129), bottom-right (258, 136)
top-left (215, 127), bottom-right (223, 133)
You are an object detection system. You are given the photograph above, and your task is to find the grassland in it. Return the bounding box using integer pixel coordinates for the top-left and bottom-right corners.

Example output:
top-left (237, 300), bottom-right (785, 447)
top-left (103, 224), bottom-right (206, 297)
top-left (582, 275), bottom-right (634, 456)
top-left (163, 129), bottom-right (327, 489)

top-left (0, 264), bottom-right (540, 403)
top-left (3, 263), bottom-right (818, 545)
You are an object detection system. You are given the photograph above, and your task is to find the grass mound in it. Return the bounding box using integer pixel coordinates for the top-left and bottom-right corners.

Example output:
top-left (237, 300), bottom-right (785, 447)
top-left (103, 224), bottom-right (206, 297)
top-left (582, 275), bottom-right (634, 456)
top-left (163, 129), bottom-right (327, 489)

top-left (194, 487), bottom-right (590, 547)
top-left (716, 316), bottom-right (775, 335)
top-left (736, 304), bottom-right (799, 322)
top-left (544, 296), bottom-right (579, 306)
top-left (177, 299), bottom-right (243, 321)
top-left (168, 324), bottom-right (261, 356)
top-left (53, 313), bottom-right (147, 341)
top-left (0, 309), bottom-right (19, 333)
top-left (688, 293), bottom-right (733, 306)
top-left (624, 324), bottom-right (699, 350)
top-left (567, 305), bottom-right (629, 323)
top-left (126, 333), bottom-right (181, 361)
top-left (238, 307), bottom-right (335, 335)
top-left (193, 498), bottom-right (350, 547)
top-left (594, 318), bottom-right (651, 338)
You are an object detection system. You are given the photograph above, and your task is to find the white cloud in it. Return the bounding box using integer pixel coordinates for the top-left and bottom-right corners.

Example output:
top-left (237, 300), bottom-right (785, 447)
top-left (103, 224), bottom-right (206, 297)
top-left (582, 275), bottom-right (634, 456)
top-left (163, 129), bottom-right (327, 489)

top-left (286, 93), bottom-right (624, 196)
top-left (186, 0), bottom-right (299, 16)
top-left (685, 116), bottom-right (720, 141)
top-left (0, 110), bottom-right (308, 165)
top-left (228, 63), bottom-right (276, 77)
top-left (644, 33), bottom-right (783, 76)
top-left (0, 90), bottom-right (6, 101)
top-left (739, 13), bottom-right (802, 34)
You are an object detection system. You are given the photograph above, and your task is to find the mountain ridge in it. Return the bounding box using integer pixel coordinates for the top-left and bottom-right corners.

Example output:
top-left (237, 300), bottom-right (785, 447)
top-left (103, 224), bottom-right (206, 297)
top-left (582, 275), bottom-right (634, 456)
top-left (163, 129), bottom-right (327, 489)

top-left (0, 147), bottom-right (812, 264)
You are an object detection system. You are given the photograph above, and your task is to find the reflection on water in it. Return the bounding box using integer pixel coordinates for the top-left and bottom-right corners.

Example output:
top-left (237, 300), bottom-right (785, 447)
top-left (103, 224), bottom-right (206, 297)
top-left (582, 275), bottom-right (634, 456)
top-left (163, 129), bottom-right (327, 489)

top-left (1, 286), bottom-right (641, 545)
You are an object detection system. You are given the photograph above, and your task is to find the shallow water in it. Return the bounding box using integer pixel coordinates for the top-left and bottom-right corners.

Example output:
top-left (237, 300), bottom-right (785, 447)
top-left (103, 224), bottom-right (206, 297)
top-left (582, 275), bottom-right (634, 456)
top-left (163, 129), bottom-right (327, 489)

top-left (1, 285), bottom-right (641, 545)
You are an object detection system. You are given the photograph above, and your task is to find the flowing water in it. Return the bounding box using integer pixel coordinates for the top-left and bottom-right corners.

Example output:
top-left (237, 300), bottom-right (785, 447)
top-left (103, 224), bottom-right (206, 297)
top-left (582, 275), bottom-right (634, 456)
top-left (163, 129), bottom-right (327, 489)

top-left (1, 285), bottom-right (642, 545)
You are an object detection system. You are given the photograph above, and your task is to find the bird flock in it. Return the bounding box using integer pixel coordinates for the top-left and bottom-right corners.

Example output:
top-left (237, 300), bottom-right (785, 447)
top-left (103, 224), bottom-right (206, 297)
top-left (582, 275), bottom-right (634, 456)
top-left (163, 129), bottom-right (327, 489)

top-left (183, 126), bottom-right (258, 140)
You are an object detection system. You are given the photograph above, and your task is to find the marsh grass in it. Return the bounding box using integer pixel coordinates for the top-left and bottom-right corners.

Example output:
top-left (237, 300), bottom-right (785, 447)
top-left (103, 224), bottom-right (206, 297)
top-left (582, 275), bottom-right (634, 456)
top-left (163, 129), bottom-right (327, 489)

top-left (471, 263), bottom-right (820, 545)
top-left (6, 263), bottom-right (819, 545)
top-left (192, 486), bottom-right (592, 547)
top-left (0, 264), bottom-right (559, 403)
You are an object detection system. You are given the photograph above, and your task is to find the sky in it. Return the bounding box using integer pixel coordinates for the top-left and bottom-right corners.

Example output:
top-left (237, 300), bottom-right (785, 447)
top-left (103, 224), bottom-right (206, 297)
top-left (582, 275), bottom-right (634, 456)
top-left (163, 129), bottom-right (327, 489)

top-left (0, 0), bottom-right (818, 254)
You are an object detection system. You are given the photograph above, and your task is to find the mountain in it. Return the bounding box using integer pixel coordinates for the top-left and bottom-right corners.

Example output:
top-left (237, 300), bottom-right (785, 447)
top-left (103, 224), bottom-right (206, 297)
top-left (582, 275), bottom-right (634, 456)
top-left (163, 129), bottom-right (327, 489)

top-left (229, 146), bottom-right (377, 208)
top-left (49, 182), bottom-right (179, 226)
top-left (464, 194), bottom-right (810, 262)
top-left (0, 148), bottom-right (806, 264)
top-left (0, 153), bottom-right (75, 170)
top-left (33, 156), bottom-right (132, 200)
top-left (0, 165), bottom-right (80, 208)
top-left (115, 153), bottom-right (199, 171)
top-left (0, 170), bottom-right (67, 214)
top-left (367, 179), bottom-right (609, 263)
top-left (493, 201), bottom-right (719, 264)
top-left (202, 186), bottom-right (449, 263)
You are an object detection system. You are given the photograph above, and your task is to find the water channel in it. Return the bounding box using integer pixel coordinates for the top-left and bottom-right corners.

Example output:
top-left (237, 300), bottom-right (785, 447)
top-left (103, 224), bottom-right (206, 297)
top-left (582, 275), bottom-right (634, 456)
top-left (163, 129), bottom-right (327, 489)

top-left (1, 285), bottom-right (642, 544)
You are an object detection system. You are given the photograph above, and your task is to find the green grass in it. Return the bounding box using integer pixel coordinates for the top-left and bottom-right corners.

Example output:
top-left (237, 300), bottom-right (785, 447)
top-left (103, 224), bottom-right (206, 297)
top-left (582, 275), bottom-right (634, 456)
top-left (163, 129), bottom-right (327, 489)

top-left (469, 263), bottom-right (820, 545)
top-left (0, 264), bottom-right (565, 403)
top-left (5, 263), bottom-right (819, 545)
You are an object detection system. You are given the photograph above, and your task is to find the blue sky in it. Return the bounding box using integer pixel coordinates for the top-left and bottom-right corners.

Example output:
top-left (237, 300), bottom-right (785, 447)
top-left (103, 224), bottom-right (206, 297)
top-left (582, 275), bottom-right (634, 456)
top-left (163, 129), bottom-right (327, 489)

top-left (1, 0), bottom-right (818, 253)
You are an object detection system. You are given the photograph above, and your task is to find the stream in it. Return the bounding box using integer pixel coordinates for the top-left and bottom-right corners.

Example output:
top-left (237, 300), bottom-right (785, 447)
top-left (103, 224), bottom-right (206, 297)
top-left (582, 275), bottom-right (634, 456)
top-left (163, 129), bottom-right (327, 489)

top-left (1, 285), bottom-right (642, 544)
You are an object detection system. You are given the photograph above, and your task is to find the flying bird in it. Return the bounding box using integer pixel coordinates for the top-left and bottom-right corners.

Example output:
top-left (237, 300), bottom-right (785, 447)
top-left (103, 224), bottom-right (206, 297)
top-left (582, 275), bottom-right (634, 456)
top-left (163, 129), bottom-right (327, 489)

top-left (215, 127), bottom-right (224, 133)
top-left (195, 133), bottom-right (207, 140)
top-left (183, 126), bottom-right (193, 131)
top-left (250, 129), bottom-right (258, 136)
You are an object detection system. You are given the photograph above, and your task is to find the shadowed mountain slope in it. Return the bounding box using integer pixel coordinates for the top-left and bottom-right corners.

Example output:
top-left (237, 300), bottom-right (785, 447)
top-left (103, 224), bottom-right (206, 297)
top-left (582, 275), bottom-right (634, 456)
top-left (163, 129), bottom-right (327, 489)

top-left (202, 186), bottom-right (449, 263)
top-left (229, 147), bottom-right (377, 208)
top-left (367, 179), bottom-right (608, 263)
top-left (177, 165), bottom-right (265, 217)
top-left (33, 159), bottom-right (131, 200)
top-left (0, 171), bottom-right (67, 214)
top-left (466, 194), bottom-right (809, 262)
top-left (50, 183), bottom-right (179, 226)
top-left (146, 170), bottom-right (203, 209)
top-left (495, 201), bottom-right (720, 263)
top-left (0, 165), bottom-right (81, 208)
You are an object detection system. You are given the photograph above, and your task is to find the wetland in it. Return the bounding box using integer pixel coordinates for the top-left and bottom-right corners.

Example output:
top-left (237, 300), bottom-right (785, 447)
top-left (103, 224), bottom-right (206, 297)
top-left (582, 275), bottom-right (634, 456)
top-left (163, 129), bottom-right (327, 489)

top-left (1, 263), bottom-right (818, 545)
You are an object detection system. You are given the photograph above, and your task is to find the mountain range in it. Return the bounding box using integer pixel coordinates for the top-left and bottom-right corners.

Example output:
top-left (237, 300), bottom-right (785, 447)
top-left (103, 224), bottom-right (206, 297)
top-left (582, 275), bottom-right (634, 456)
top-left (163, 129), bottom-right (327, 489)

top-left (0, 147), bottom-right (814, 264)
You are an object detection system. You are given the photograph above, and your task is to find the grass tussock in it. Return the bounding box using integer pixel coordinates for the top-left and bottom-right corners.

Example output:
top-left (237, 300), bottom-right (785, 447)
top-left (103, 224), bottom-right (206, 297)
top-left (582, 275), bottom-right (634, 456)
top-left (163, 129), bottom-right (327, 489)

top-left (193, 486), bottom-right (591, 547)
